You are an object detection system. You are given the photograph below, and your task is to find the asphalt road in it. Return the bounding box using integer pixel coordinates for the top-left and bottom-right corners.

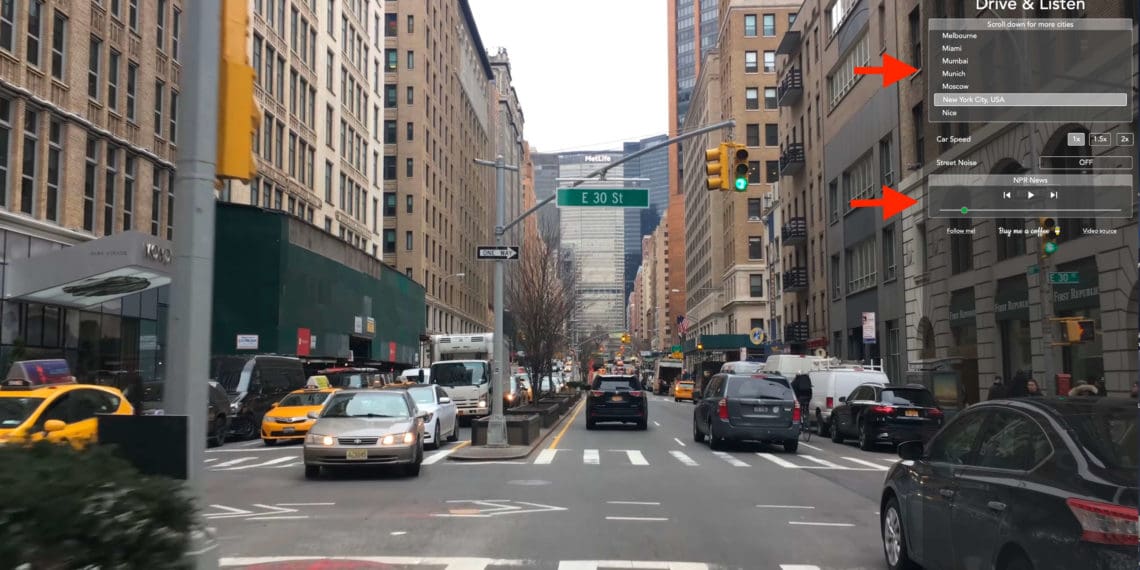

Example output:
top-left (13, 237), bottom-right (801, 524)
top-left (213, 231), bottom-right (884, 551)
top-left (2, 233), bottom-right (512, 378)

top-left (204, 396), bottom-right (896, 570)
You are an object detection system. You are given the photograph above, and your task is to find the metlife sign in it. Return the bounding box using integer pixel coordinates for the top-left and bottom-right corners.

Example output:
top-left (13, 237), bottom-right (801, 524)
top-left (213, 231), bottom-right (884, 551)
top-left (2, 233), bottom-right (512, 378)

top-left (582, 155), bottom-right (613, 163)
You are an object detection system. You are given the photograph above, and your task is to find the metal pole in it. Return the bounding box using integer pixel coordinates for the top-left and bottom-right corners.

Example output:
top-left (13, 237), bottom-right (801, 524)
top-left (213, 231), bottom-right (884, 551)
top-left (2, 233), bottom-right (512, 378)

top-left (163, 0), bottom-right (219, 566)
top-left (489, 155), bottom-right (509, 447)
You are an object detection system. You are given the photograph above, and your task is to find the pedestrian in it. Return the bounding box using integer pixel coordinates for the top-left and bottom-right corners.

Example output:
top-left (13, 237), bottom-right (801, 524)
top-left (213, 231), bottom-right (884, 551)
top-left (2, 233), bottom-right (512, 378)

top-left (1094, 377), bottom-right (1108, 397)
top-left (1130, 382), bottom-right (1138, 399)
top-left (1068, 380), bottom-right (1098, 397)
top-left (417, 369), bottom-right (425, 384)
top-left (987, 376), bottom-right (1007, 400)
top-left (1024, 379), bottom-right (1043, 397)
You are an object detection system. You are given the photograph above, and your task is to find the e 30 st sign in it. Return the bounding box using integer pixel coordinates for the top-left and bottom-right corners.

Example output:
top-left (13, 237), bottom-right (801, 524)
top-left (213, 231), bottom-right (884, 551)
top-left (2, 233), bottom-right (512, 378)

top-left (556, 188), bottom-right (650, 208)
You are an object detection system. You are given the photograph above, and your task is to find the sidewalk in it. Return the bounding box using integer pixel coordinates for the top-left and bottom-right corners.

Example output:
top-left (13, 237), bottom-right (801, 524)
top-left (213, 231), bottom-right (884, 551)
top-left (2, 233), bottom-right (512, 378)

top-left (449, 397), bottom-right (583, 461)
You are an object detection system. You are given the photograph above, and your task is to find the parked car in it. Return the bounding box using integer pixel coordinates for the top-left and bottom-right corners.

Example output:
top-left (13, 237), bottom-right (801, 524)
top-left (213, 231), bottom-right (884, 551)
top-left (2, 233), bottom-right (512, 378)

top-left (693, 372), bottom-right (801, 452)
top-left (212, 355), bottom-right (307, 440)
top-left (586, 374), bottom-right (647, 430)
top-left (881, 397), bottom-right (1137, 570)
top-left (397, 383), bottom-right (458, 449)
top-left (805, 366), bottom-right (890, 437)
top-left (303, 389), bottom-right (428, 479)
top-left (830, 383), bottom-right (943, 450)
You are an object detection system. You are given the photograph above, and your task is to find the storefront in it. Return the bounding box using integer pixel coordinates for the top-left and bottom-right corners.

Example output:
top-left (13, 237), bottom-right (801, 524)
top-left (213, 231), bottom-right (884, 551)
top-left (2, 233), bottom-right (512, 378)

top-left (994, 276), bottom-right (1032, 380)
top-left (948, 288), bottom-right (980, 404)
top-left (1054, 256), bottom-right (1103, 384)
top-left (211, 204), bottom-right (425, 369)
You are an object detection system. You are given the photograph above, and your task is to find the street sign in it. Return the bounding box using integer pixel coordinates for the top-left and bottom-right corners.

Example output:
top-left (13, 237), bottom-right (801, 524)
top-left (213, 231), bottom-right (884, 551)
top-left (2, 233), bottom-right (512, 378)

top-left (862, 312), bottom-right (877, 344)
top-left (476, 246), bottom-right (520, 260)
top-left (749, 327), bottom-right (766, 346)
top-left (556, 188), bottom-right (650, 208)
top-left (1048, 271), bottom-right (1080, 284)
top-left (670, 344), bottom-right (682, 353)
top-left (1027, 264), bottom-right (1040, 276)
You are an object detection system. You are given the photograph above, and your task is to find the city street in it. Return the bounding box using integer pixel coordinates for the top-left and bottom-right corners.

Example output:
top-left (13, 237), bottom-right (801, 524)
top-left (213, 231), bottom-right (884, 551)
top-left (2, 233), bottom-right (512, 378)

top-left (205, 395), bottom-right (893, 569)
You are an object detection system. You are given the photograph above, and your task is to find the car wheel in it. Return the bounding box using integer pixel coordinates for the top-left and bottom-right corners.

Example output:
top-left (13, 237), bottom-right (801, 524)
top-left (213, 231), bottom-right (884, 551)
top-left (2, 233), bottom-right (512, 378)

top-left (783, 439), bottom-right (799, 453)
top-left (404, 443), bottom-right (423, 477)
top-left (263, 438), bottom-right (276, 447)
top-left (637, 419), bottom-right (648, 430)
top-left (1002, 553), bottom-right (1033, 570)
top-left (882, 496), bottom-right (918, 570)
top-left (692, 419), bottom-right (704, 443)
top-left (831, 421), bottom-right (844, 443)
top-left (304, 465), bottom-right (320, 480)
top-left (429, 421), bottom-right (441, 450)
top-left (446, 421), bottom-right (459, 442)
top-left (707, 420), bottom-right (724, 450)
top-left (859, 421), bottom-right (875, 451)
top-left (232, 414), bottom-right (257, 440)
top-left (586, 419), bottom-right (596, 430)
top-left (816, 412), bottom-right (831, 437)
top-left (209, 416), bottom-right (227, 447)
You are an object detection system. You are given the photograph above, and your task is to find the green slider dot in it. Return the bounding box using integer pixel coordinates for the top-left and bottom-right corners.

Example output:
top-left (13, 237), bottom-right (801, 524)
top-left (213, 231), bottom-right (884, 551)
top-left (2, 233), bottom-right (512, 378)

top-left (960, 207), bottom-right (969, 214)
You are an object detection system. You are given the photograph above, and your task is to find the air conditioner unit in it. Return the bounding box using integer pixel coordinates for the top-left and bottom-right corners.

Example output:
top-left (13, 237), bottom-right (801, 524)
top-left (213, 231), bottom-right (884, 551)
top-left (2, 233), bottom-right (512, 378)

top-left (762, 195), bottom-right (773, 209)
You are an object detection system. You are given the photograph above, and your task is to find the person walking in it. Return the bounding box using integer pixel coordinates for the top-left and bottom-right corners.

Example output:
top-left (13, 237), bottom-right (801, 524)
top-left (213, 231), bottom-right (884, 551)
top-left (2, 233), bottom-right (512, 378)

top-left (1024, 379), bottom-right (1043, 397)
top-left (987, 376), bottom-right (1007, 400)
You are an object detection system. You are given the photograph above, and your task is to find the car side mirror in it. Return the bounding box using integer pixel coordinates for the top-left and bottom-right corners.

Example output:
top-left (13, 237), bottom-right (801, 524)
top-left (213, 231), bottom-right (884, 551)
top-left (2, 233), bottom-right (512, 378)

top-left (306, 411), bottom-right (321, 420)
top-left (897, 440), bottom-right (924, 461)
top-left (839, 396), bottom-right (847, 403)
top-left (270, 402), bottom-right (278, 408)
top-left (439, 397), bottom-right (452, 404)
top-left (44, 419), bottom-right (66, 433)
top-left (417, 410), bottom-right (430, 420)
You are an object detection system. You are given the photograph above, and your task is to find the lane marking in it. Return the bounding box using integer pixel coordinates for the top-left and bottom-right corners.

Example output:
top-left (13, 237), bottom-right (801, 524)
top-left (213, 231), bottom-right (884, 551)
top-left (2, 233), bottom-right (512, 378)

top-left (623, 450), bottom-right (649, 466)
top-left (583, 449), bottom-right (600, 465)
top-left (276, 502), bottom-right (335, 506)
top-left (878, 456), bottom-right (901, 463)
top-left (423, 449), bottom-right (454, 465)
top-left (534, 448), bottom-right (559, 464)
top-left (712, 451), bottom-right (750, 467)
top-left (788, 521), bottom-right (855, 527)
top-left (547, 398), bottom-right (586, 450)
top-left (757, 505), bottom-right (815, 509)
top-left (799, 442), bottom-right (824, 451)
top-left (206, 447), bottom-right (301, 453)
top-left (781, 566), bottom-right (823, 570)
top-left (606, 501), bottom-right (661, 506)
top-left (246, 515), bottom-right (309, 521)
top-left (558, 562), bottom-right (710, 570)
top-left (755, 453), bottom-right (800, 468)
top-left (801, 455), bottom-right (847, 469)
top-left (451, 461), bottom-right (527, 465)
top-left (842, 456), bottom-right (890, 470)
top-left (212, 457), bottom-right (256, 468)
top-left (237, 440), bottom-right (264, 447)
top-left (669, 450), bottom-right (699, 466)
top-left (220, 456), bottom-right (295, 470)
top-left (672, 437), bottom-right (685, 447)
top-left (270, 462), bottom-right (302, 469)
top-left (653, 421), bottom-right (661, 427)
top-left (605, 516), bottom-right (669, 521)
top-left (390, 531), bottom-right (406, 536)
top-left (204, 458), bottom-right (218, 463)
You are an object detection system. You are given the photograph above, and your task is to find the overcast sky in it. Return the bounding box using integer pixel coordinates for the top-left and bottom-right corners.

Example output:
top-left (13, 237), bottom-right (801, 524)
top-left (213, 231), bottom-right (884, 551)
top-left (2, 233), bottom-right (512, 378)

top-left (468, 0), bottom-right (668, 153)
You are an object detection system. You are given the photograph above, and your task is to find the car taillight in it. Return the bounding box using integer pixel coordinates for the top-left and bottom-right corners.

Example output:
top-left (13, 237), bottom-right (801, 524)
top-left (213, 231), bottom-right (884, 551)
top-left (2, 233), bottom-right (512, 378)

top-left (826, 397), bottom-right (834, 409)
top-left (1066, 498), bottom-right (1139, 546)
top-left (927, 408), bottom-right (943, 418)
top-left (590, 390), bottom-right (604, 397)
top-left (629, 391), bottom-right (643, 397)
top-left (871, 405), bottom-right (895, 415)
top-left (717, 398), bottom-right (729, 420)
top-left (792, 405), bottom-right (802, 422)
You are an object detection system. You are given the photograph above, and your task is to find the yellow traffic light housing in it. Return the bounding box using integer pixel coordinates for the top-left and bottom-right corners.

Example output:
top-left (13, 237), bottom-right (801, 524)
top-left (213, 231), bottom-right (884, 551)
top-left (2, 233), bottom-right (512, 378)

top-left (732, 146), bottom-right (750, 192)
top-left (705, 144), bottom-right (730, 191)
top-left (1040, 217), bottom-right (1059, 256)
top-left (217, 0), bottom-right (261, 182)
top-left (1064, 319), bottom-right (1095, 343)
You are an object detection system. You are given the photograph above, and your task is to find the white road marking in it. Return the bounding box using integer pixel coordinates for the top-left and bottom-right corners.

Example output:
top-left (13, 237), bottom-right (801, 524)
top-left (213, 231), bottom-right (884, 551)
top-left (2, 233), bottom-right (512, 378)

top-left (788, 521), bottom-right (855, 527)
top-left (206, 447), bottom-right (299, 453)
top-left (842, 456), bottom-right (890, 470)
top-left (237, 440), bottom-right (264, 447)
top-left (672, 437), bottom-right (685, 446)
top-left (211, 457), bottom-right (256, 468)
top-left (219, 456), bottom-right (295, 470)
top-left (423, 449), bottom-right (454, 465)
top-left (276, 502), bottom-right (335, 506)
top-left (246, 515), bottom-right (308, 521)
top-left (204, 458), bottom-right (218, 463)
top-left (205, 504), bottom-right (252, 516)
top-left (653, 421), bottom-right (661, 426)
top-left (755, 453), bottom-right (800, 468)
top-left (606, 501), bottom-right (661, 506)
top-left (780, 566), bottom-right (822, 570)
top-left (800, 455), bottom-right (847, 469)
top-left (390, 531), bottom-right (407, 536)
top-left (534, 448), bottom-right (559, 465)
top-left (605, 516), bottom-right (669, 521)
top-left (222, 557), bottom-right (547, 568)
top-left (757, 505), bottom-right (815, 509)
top-left (799, 442), bottom-right (824, 451)
top-left (583, 449), bottom-right (600, 465)
top-left (558, 562), bottom-right (710, 570)
top-left (879, 456), bottom-right (902, 463)
top-left (623, 450), bottom-right (649, 466)
top-left (712, 451), bottom-right (750, 467)
top-left (669, 450), bottom-right (699, 466)
top-left (270, 462), bottom-right (302, 469)
top-left (451, 461), bottom-right (527, 465)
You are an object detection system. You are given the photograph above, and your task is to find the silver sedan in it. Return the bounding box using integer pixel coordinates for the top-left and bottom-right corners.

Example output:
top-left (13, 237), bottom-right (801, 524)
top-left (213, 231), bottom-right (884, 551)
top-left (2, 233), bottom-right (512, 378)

top-left (303, 390), bottom-right (427, 479)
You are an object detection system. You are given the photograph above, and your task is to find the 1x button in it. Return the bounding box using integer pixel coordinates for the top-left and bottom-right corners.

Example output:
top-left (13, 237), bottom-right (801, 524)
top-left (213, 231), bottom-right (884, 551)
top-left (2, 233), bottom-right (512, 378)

top-left (1117, 133), bottom-right (1134, 146)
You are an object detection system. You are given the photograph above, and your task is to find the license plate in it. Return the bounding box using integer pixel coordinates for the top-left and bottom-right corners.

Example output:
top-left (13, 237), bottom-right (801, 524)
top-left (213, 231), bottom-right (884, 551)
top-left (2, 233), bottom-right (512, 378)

top-left (905, 410), bottom-right (919, 417)
top-left (754, 406), bottom-right (768, 413)
top-left (346, 449), bottom-right (368, 460)
top-left (612, 396), bottom-right (624, 402)
top-left (283, 427), bottom-right (295, 434)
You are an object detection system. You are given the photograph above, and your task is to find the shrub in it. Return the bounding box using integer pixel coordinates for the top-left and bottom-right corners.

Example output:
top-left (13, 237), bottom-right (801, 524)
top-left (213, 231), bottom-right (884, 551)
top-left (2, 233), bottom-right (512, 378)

top-left (0, 441), bottom-right (199, 569)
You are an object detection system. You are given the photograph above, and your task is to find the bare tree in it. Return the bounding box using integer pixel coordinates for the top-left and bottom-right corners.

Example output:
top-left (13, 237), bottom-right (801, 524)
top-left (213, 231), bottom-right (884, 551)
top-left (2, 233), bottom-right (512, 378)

top-left (507, 224), bottom-right (577, 401)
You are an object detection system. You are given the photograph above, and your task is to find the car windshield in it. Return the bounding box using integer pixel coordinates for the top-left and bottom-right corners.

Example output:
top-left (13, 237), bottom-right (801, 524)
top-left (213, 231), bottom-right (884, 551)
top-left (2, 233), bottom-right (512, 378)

top-left (594, 377), bottom-right (638, 391)
top-left (1067, 405), bottom-right (1138, 470)
top-left (727, 377), bottom-right (791, 400)
top-left (881, 388), bottom-right (938, 407)
top-left (278, 392), bottom-right (332, 407)
top-left (210, 356), bottom-right (248, 393)
top-left (678, 382), bottom-right (694, 388)
top-left (407, 386), bottom-right (435, 404)
top-left (325, 372), bottom-right (374, 388)
top-left (430, 362), bottom-right (487, 386)
top-left (322, 393), bottom-right (410, 418)
top-left (0, 397), bottom-right (44, 427)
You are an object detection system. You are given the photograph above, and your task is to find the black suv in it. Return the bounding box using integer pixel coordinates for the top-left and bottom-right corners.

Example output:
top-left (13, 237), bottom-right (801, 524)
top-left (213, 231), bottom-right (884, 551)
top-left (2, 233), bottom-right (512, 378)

top-left (586, 374), bottom-right (647, 430)
top-left (693, 373), bottom-right (801, 452)
top-left (830, 383), bottom-right (943, 450)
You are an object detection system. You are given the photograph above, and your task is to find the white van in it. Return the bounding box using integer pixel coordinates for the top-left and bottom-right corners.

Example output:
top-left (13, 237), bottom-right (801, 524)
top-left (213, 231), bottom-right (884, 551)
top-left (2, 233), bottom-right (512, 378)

top-left (399, 368), bottom-right (431, 383)
top-left (762, 354), bottom-right (833, 378)
top-left (802, 365), bottom-right (889, 436)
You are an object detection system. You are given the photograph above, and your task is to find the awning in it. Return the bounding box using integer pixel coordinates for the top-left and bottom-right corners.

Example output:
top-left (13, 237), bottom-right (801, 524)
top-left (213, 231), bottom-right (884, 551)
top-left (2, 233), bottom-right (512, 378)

top-left (5, 231), bottom-right (173, 308)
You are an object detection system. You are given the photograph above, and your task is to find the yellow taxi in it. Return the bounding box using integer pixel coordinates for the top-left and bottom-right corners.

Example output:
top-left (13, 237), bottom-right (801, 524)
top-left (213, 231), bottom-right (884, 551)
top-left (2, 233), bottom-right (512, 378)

top-left (261, 386), bottom-right (339, 445)
top-left (0, 379), bottom-right (134, 448)
top-left (673, 380), bottom-right (695, 402)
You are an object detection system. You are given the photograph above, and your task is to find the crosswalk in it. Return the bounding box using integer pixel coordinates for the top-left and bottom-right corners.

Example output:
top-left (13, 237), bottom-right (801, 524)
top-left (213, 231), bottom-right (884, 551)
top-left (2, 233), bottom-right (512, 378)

top-left (219, 556), bottom-right (824, 569)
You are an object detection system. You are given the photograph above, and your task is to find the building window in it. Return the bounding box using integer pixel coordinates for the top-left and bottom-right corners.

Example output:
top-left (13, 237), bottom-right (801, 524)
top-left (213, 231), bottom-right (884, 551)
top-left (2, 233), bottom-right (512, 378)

top-left (124, 62), bottom-right (137, 121)
top-left (405, 85), bottom-right (413, 105)
top-left (879, 136), bottom-right (894, 186)
top-left (406, 194), bottom-right (413, 214)
top-left (103, 145), bottom-right (117, 236)
top-left (406, 121), bottom-right (413, 141)
top-left (122, 155), bottom-right (135, 230)
top-left (26, 0), bottom-right (43, 68)
top-left (324, 160), bottom-right (333, 203)
top-left (383, 229), bottom-right (395, 253)
top-left (765, 124), bottom-right (778, 146)
top-left (383, 156), bottom-right (395, 180)
top-left (830, 255), bottom-right (841, 299)
top-left (912, 103), bottom-right (924, 164)
top-left (406, 50), bottom-right (414, 70)
top-left (384, 120), bottom-right (396, 144)
top-left (88, 36), bottom-right (102, 100)
top-left (153, 80), bottom-right (164, 136)
top-left (384, 84), bottom-right (396, 107)
top-left (843, 152), bottom-right (874, 205)
top-left (949, 218), bottom-right (973, 274)
top-left (166, 170), bottom-right (174, 239)
top-left (744, 51), bottom-right (757, 73)
top-left (744, 14), bottom-right (757, 37)
top-left (274, 187), bottom-right (283, 210)
top-left (171, 8), bottom-right (180, 60)
top-left (49, 10), bottom-right (66, 79)
top-left (106, 50), bottom-right (121, 111)
top-left (0, 100), bottom-right (9, 207)
top-left (995, 218), bottom-right (1026, 260)
top-left (745, 88), bottom-right (759, 110)
top-left (151, 168), bottom-right (162, 235)
top-left (45, 118), bottom-right (61, 221)
top-left (827, 33), bottom-right (870, 108)
top-left (748, 236), bottom-right (763, 260)
top-left (828, 179), bottom-right (838, 222)
top-left (845, 239), bottom-right (876, 294)
top-left (127, 0), bottom-right (138, 31)
top-left (764, 87), bottom-right (777, 109)
top-left (763, 51), bottom-right (775, 73)
top-left (384, 48), bottom-right (396, 71)
top-left (882, 225), bottom-right (896, 281)
top-left (909, 7), bottom-right (921, 67)
top-left (745, 124), bottom-right (760, 146)
top-left (155, 0), bottom-right (166, 50)
top-left (0, 0), bottom-right (15, 53)
top-left (762, 13), bottom-right (776, 36)
top-left (748, 160), bottom-right (761, 183)
top-left (169, 91), bottom-right (178, 143)
top-left (405, 157), bottom-right (413, 177)
top-left (19, 110), bottom-right (38, 215)
top-left (747, 198), bottom-right (762, 220)
top-left (83, 137), bottom-right (97, 230)
top-left (765, 160), bottom-right (778, 183)
top-left (749, 274), bottom-right (764, 297)
top-left (383, 192), bottom-right (396, 216)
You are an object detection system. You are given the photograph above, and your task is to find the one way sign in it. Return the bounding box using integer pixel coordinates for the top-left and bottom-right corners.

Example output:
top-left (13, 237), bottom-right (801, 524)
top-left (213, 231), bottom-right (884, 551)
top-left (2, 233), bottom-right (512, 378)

top-left (477, 246), bottom-right (520, 260)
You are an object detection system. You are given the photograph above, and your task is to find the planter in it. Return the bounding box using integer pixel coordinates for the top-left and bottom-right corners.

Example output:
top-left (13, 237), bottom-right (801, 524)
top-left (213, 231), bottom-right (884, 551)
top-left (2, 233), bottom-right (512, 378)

top-left (507, 401), bottom-right (561, 428)
top-left (538, 396), bottom-right (570, 415)
top-left (470, 413), bottom-right (541, 446)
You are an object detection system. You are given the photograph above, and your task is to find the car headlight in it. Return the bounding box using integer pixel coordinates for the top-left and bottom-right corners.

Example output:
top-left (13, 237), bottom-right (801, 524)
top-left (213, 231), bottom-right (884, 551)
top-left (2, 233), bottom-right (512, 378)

top-left (477, 399), bottom-right (487, 408)
top-left (506, 394), bottom-right (515, 401)
top-left (306, 434), bottom-right (335, 446)
top-left (380, 432), bottom-right (416, 445)
top-left (229, 402), bottom-right (240, 414)
top-left (423, 412), bottom-right (434, 423)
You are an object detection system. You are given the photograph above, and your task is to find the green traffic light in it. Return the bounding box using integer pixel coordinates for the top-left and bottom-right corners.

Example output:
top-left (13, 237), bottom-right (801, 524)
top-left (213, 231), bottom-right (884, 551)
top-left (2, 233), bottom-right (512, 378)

top-left (1044, 242), bottom-right (1058, 255)
top-left (734, 177), bottom-right (748, 191)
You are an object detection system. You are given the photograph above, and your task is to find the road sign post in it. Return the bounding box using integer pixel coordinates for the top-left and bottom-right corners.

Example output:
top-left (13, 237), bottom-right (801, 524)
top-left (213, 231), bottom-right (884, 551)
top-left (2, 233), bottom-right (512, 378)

top-left (556, 188), bottom-right (650, 208)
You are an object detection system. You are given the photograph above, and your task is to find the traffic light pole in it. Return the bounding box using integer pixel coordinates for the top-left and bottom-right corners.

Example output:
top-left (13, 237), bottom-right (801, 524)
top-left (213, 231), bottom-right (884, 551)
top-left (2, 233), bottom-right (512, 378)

top-left (164, 0), bottom-right (220, 567)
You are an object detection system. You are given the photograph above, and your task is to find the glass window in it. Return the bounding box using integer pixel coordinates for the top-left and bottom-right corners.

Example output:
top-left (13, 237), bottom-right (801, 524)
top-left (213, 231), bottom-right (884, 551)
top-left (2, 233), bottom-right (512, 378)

top-left (747, 198), bottom-right (762, 219)
top-left (87, 36), bottom-right (102, 100)
top-left (744, 51), bottom-right (757, 73)
top-left (50, 10), bottom-right (66, 79)
top-left (748, 237), bottom-right (763, 260)
top-left (745, 124), bottom-right (760, 146)
top-left (19, 110), bottom-right (38, 215)
top-left (26, 0), bottom-right (43, 68)
top-left (745, 88), bottom-right (759, 110)
top-left (764, 87), bottom-right (777, 109)
top-left (763, 51), bottom-right (775, 73)
top-left (0, 0), bottom-right (15, 52)
top-left (743, 14), bottom-right (757, 37)
top-left (927, 411), bottom-right (985, 465)
top-left (749, 274), bottom-right (764, 297)
top-left (762, 13), bottom-right (776, 36)
top-left (973, 410), bottom-right (1051, 471)
top-left (882, 225), bottom-right (896, 281)
top-left (765, 124), bottom-right (778, 146)
top-left (765, 160), bottom-right (778, 183)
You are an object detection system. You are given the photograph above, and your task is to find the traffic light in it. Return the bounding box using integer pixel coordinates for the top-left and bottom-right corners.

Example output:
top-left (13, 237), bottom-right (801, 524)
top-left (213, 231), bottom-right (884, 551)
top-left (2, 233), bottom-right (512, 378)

top-left (621, 333), bottom-right (631, 344)
top-left (1040, 217), bottom-right (1059, 256)
top-left (217, 0), bottom-right (261, 182)
top-left (1064, 319), bottom-right (1096, 343)
top-left (732, 145), bottom-right (750, 192)
top-left (705, 144), bottom-right (730, 191)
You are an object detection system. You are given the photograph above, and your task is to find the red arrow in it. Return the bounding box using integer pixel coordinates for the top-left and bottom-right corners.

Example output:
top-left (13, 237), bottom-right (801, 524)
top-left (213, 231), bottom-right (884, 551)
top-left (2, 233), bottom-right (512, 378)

top-left (850, 186), bottom-right (917, 220)
top-left (854, 54), bottom-right (918, 87)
